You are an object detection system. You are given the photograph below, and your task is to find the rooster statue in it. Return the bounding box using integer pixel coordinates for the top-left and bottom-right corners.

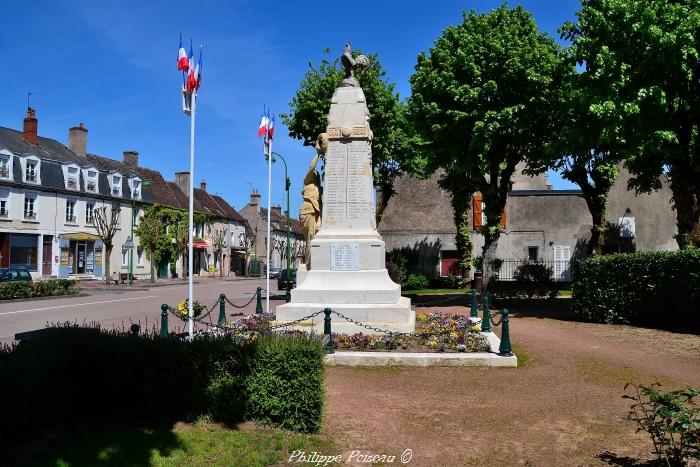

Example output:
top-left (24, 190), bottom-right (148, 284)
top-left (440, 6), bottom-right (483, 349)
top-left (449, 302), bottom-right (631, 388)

top-left (340, 42), bottom-right (370, 87)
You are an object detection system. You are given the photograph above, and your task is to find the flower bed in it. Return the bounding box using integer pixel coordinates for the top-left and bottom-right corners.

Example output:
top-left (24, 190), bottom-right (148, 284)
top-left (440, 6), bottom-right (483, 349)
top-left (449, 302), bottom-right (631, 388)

top-left (222, 311), bottom-right (490, 353)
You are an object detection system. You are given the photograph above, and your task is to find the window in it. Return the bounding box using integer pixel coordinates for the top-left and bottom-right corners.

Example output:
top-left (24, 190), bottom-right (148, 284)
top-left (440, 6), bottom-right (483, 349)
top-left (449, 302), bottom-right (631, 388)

top-left (10, 234), bottom-right (38, 270)
top-left (85, 169), bottom-right (98, 193)
top-left (129, 178), bottom-right (142, 200)
top-left (66, 166), bottom-right (79, 190)
top-left (137, 247), bottom-right (144, 266)
top-left (121, 247), bottom-right (129, 266)
top-left (65, 199), bottom-right (77, 223)
top-left (528, 246), bottom-right (539, 262)
top-left (0, 190), bottom-right (9, 218)
top-left (85, 201), bottom-right (95, 224)
top-left (472, 194), bottom-right (506, 229)
top-left (112, 174), bottom-right (122, 197)
top-left (0, 153), bottom-right (10, 179)
top-left (25, 160), bottom-right (38, 183)
top-left (23, 194), bottom-right (37, 220)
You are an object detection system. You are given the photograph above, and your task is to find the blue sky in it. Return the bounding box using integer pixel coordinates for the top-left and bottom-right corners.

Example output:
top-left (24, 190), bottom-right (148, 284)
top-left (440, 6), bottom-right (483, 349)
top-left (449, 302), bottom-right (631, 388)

top-left (1, 0), bottom-right (580, 215)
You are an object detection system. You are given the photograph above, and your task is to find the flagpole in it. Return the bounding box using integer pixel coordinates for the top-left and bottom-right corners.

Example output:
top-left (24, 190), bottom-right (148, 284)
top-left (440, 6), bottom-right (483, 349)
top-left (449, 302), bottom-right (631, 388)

top-left (265, 137), bottom-right (272, 314)
top-left (188, 91), bottom-right (196, 338)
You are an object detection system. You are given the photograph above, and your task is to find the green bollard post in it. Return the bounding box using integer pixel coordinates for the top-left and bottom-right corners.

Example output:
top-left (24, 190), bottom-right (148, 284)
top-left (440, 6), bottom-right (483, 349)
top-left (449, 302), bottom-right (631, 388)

top-left (481, 294), bottom-right (492, 332)
top-left (323, 308), bottom-right (334, 354)
top-left (470, 288), bottom-right (478, 318)
top-left (160, 304), bottom-right (169, 339)
top-left (218, 294), bottom-right (226, 327)
top-left (499, 308), bottom-right (513, 356)
top-left (255, 287), bottom-right (263, 314)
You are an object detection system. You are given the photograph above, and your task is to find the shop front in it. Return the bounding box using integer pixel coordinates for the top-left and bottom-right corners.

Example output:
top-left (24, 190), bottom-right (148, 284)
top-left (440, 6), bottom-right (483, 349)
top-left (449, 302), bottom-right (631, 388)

top-left (57, 233), bottom-right (103, 279)
top-left (0, 233), bottom-right (39, 272)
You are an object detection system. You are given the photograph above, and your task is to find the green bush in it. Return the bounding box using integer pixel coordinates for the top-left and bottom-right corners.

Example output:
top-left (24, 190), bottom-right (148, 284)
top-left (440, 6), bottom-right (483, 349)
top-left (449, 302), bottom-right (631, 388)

top-left (246, 335), bottom-right (325, 433)
top-left (404, 273), bottom-right (430, 291)
top-left (0, 279), bottom-right (79, 300)
top-left (571, 250), bottom-right (700, 333)
top-left (429, 275), bottom-right (465, 289)
top-left (0, 325), bottom-right (325, 444)
top-left (489, 280), bottom-right (558, 300)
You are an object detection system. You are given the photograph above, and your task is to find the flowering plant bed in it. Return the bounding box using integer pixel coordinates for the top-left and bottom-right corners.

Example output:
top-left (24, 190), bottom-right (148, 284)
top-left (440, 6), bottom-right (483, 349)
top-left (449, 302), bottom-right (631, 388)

top-left (177, 299), bottom-right (203, 320)
top-left (221, 311), bottom-right (490, 353)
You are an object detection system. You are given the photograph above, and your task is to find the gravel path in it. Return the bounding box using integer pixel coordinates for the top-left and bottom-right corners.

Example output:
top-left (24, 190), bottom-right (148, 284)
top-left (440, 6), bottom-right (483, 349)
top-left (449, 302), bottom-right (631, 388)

top-left (322, 299), bottom-right (700, 466)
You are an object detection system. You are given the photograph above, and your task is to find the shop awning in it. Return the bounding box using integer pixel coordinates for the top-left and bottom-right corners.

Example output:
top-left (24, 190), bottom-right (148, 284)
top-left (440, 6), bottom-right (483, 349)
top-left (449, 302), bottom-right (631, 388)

top-left (60, 232), bottom-right (102, 241)
top-left (192, 241), bottom-right (209, 249)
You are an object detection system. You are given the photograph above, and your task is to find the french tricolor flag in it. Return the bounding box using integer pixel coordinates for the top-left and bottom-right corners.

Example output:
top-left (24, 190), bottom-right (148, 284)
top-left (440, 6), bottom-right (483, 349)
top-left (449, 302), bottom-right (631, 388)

top-left (267, 113), bottom-right (275, 141)
top-left (186, 43), bottom-right (197, 91)
top-left (177, 35), bottom-right (189, 72)
top-left (257, 107), bottom-right (269, 137)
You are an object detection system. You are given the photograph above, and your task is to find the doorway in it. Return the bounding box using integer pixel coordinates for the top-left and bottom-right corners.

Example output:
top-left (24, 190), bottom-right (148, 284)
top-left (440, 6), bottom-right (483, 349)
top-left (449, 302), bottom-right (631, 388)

top-left (42, 236), bottom-right (53, 276)
top-left (76, 242), bottom-right (86, 274)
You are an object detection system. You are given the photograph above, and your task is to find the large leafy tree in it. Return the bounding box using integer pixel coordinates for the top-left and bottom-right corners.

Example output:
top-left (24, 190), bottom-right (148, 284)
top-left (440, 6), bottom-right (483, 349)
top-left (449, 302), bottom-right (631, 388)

top-left (281, 48), bottom-right (412, 218)
top-left (408, 5), bottom-right (566, 288)
top-left (135, 205), bottom-right (168, 283)
top-left (563, 0), bottom-right (700, 248)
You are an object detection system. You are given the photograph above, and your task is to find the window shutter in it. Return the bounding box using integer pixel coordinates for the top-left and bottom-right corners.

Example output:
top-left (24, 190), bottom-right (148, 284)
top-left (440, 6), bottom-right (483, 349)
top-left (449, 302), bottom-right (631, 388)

top-left (472, 194), bottom-right (483, 229)
top-left (500, 204), bottom-right (507, 228)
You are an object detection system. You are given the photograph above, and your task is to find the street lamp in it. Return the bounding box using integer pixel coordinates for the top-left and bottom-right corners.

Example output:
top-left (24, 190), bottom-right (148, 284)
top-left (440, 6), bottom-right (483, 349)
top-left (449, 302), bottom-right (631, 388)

top-left (129, 178), bottom-right (151, 285)
top-left (270, 151), bottom-right (292, 303)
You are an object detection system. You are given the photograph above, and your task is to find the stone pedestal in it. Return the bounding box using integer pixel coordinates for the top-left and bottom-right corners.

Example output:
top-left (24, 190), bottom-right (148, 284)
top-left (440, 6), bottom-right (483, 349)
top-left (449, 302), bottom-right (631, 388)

top-left (276, 84), bottom-right (415, 334)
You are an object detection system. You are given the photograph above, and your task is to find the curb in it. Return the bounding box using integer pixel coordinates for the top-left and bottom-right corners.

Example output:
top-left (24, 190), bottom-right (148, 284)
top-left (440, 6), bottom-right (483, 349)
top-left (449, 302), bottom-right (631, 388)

top-left (325, 351), bottom-right (517, 367)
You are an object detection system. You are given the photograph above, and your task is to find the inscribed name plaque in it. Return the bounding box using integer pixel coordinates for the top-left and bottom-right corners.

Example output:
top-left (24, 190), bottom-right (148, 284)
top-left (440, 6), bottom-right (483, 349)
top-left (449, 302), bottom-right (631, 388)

top-left (330, 243), bottom-right (360, 271)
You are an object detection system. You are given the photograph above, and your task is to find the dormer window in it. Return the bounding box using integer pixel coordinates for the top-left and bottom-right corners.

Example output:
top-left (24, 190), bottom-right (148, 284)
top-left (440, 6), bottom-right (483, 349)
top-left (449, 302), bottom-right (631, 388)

top-left (0, 149), bottom-right (12, 180)
top-left (23, 157), bottom-right (40, 184)
top-left (65, 165), bottom-right (80, 190)
top-left (128, 177), bottom-right (142, 200)
top-left (111, 174), bottom-right (122, 197)
top-left (83, 167), bottom-right (98, 193)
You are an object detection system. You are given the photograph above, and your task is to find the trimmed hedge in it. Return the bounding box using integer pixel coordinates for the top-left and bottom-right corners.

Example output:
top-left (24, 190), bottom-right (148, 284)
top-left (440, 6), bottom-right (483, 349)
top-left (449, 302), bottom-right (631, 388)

top-left (0, 325), bottom-right (325, 445)
top-left (490, 280), bottom-right (559, 300)
top-left (0, 279), bottom-right (79, 300)
top-left (571, 250), bottom-right (700, 333)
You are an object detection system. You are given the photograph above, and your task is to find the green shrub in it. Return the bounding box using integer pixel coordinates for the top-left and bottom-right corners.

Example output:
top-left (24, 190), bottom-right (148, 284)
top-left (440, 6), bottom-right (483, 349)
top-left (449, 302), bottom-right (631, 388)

top-left (0, 279), bottom-right (79, 300)
top-left (386, 251), bottom-right (408, 286)
top-left (0, 281), bottom-right (32, 299)
top-left (429, 275), bottom-right (465, 289)
top-left (404, 273), bottom-right (430, 291)
top-left (571, 250), bottom-right (700, 333)
top-left (246, 335), bottom-right (325, 433)
top-left (514, 263), bottom-right (552, 282)
top-left (624, 383), bottom-right (700, 465)
top-left (0, 325), bottom-right (325, 444)
top-left (489, 280), bottom-right (558, 300)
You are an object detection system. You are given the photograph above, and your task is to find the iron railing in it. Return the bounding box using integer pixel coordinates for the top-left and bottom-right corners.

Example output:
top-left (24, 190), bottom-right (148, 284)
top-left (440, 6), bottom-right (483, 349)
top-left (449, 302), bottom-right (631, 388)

top-left (489, 259), bottom-right (571, 282)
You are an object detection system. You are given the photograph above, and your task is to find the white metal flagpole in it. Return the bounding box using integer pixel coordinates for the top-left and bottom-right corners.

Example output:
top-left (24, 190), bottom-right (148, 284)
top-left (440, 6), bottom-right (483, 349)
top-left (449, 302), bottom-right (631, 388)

top-left (188, 91), bottom-right (196, 338)
top-left (265, 137), bottom-right (272, 314)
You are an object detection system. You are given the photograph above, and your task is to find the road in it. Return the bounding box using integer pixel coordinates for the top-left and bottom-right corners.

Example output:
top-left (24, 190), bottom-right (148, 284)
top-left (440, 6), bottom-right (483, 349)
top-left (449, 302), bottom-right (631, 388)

top-left (0, 278), bottom-right (285, 345)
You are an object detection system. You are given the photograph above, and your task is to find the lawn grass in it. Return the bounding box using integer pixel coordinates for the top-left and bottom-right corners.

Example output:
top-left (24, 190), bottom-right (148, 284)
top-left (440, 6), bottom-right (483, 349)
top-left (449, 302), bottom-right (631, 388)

top-left (29, 419), bottom-right (337, 467)
top-left (401, 288), bottom-right (471, 296)
top-left (558, 289), bottom-right (573, 296)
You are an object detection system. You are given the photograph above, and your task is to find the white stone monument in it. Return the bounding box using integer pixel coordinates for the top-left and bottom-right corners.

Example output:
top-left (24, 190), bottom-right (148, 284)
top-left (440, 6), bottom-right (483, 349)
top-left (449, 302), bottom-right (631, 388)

top-left (276, 55), bottom-right (415, 334)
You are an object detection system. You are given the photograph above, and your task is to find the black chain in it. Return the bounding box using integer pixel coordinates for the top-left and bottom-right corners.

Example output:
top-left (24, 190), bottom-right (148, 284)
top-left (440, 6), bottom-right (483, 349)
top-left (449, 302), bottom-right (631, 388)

top-left (224, 290), bottom-right (257, 309)
top-left (267, 310), bottom-right (324, 330)
top-left (329, 310), bottom-right (413, 337)
top-left (489, 311), bottom-right (503, 327)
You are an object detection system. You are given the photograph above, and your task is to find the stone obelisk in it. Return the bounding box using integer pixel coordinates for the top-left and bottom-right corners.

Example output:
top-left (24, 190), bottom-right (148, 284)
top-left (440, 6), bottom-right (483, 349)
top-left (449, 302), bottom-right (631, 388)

top-left (276, 44), bottom-right (415, 334)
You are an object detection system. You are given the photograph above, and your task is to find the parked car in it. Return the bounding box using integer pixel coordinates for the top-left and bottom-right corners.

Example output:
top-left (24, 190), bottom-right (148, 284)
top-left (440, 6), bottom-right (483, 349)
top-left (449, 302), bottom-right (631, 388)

top-left (277, 269), bottom-right (297, 290)
top-left (268, 267), bottom-right (282, 279)
top-left (0, 268), bottom-right (33, 282)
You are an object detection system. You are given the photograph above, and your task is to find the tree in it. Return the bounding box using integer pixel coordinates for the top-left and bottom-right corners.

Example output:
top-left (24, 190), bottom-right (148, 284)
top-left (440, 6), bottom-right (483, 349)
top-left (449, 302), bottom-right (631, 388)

top-left (211, 228), bottom-right (228, 278)
top-left (408, 6), bottom-right (566, 289)
top-left (563, 0), bottom-right (700, 248)
top-left (530, 44), bottom-right (623, 256)
top-left (135, 209), bottom-right (161, 283)
top-left (171, 212), bottom-right (190, 279)
top-left (239, 229), bottom-right (255, 277)
top-left (281, 47), bottom-right (411, 218)
top-left (92, 205), bottom-right (120, 285)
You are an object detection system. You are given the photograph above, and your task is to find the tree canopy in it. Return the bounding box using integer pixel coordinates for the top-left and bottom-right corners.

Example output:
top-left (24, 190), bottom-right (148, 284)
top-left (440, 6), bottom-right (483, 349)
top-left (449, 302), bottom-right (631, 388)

top-left (408, 5), bottom-right (567, 286)
top-left (562, 0), bottom-right (700, 248)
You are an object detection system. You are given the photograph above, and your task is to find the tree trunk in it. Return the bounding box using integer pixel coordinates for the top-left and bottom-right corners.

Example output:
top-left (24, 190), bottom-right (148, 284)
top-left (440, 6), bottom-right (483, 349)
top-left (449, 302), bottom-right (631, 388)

top-left (181, 252), bottom-right (187, 280)
top-left (220, 253), bottom-right (224, 278)
top-left (589, 208), bottom-right (606, 256)
top-left (104, 244), bottom-right (113, 285)
top-left (481, 231), bottom-right (500, 292)
top-left (150, 262), bottom-right (156, 283)
top-left (670, 171), bottom-right (700, 249)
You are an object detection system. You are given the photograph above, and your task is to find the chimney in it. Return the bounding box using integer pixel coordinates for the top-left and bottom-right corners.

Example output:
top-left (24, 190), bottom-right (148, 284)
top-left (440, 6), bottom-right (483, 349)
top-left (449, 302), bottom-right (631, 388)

top-left (200, 179), bottom-right (207, 192)
top-left (249, 189), bottom-right (261, 212)
top-left (123, 150), bottom-right (139, 167)
top-left (68, 123), bottom-right (88, 157)
top-left (175, 172), bottom-right (190, 194)
top-left (271, 205), bottom-right (282, 216)
top-left (23, 107), bottom-right (38, 145)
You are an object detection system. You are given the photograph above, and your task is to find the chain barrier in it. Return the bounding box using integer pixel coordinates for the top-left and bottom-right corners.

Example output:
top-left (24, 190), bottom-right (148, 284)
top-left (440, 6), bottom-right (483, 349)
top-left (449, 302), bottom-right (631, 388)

top-left (489, 311), bottom-right (503, 327)
top-left (267, 310), bottom-right (324, 330)
top-left (329, 310), bottom-right (413, 337)
top-left (224, 290), bottom-right (257, 309)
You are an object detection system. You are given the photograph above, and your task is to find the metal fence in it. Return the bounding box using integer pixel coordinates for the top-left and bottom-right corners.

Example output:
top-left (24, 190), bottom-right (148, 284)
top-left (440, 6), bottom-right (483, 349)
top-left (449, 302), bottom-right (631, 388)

top-left (491, 259), bottom-right (572, 282)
